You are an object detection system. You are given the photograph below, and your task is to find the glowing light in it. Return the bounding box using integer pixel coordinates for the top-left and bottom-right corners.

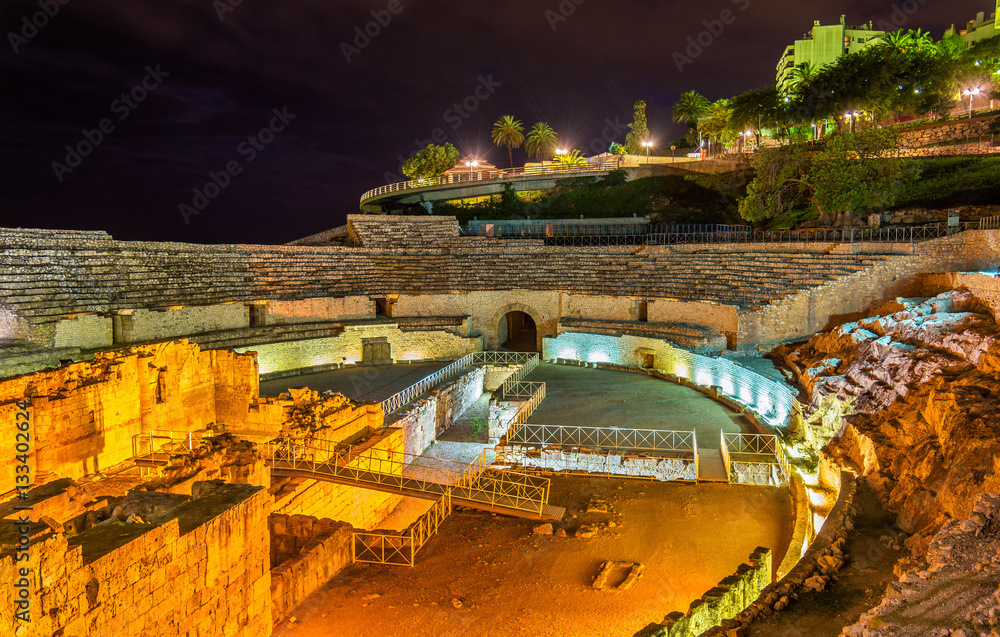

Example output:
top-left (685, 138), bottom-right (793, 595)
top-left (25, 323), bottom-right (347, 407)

top-left (719, 373), bottom-right (734, 396)
top-left (813, 513), bottom-right (826, 533)
top-left (674, 362), bottom-right (689, 378)
top-left (587, 351), bottom-right (611, 363)
top-left (695, 370), bottom-right (712, 387)
top-left (740, 385), bottom-right (752, 403)
top-left (557, 348), bottom-right (579, 360)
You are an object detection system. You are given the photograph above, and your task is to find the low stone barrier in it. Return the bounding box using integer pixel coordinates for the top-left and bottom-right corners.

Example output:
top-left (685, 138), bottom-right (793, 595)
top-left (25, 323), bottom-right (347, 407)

top-left (269, 514), bottom-right (353, 627)
top-left (494, 445), bottom-right (698, 481)
top-left (652, 548), bottom-right (773, 637)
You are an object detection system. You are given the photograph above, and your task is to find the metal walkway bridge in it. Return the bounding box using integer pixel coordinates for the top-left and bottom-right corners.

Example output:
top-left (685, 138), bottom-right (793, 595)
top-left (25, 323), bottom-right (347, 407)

top-left (359, 161), bottom-right (619, 213)
top-left (261, 437), bottom-right (564, 520)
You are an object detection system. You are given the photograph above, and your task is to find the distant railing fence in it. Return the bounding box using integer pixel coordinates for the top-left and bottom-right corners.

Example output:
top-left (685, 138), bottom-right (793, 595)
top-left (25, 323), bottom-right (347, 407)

top-left (360, 161), bottom-right (621, 203)
top-left (721, 432), bottom-right (791, 487)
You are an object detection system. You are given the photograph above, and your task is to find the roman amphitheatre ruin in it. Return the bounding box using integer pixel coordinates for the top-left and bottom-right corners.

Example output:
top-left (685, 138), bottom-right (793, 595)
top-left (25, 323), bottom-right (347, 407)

top-left (2, 212), bottom-right (1000, 637)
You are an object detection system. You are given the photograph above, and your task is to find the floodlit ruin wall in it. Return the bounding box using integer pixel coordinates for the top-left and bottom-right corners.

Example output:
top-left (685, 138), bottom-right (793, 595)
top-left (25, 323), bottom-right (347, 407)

top-left (235, 324), bottom-right (479, 374)
top-left (265, 296), bottom-right (373, 324)
top-left (394, 367), bottom-right (485, 456)
top-left (0, 483), bottom-right (272, 637)
top-left (543, 332), bottom-right (797, 427)
top-left (269, 514), bottom-right (352, 627)
top-left (654, 548), bottom-right (772, 637)
top-left (738, 230), bottom-right (1000, 347)
top-left (0, 342), bottom-right (261, 491)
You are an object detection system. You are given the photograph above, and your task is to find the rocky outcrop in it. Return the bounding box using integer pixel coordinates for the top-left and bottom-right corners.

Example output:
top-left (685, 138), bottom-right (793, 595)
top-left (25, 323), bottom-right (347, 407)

top-left (841, 493), bottom-right (1000, 636)
top-left (774, 290), bottom-right (1000, 553)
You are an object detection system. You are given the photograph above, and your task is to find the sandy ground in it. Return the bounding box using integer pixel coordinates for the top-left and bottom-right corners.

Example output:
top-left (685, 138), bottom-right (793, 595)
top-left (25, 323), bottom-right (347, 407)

top-left (278, 477), bottom-right (794, 637)
top-left (260, 361), bottom-right (448, 402)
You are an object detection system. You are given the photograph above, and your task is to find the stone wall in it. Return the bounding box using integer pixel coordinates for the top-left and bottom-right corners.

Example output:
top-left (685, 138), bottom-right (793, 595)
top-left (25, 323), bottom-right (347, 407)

top-left (648, 300), bottom-right (739, 334)
top-left (654, 548), bottom-right (772, 637)
top-left (482, 364), bottom-right (519, 392)
top-left (543, 332), bottom-right (797, 427)
top-left (265, 296), bottom-right (373, 324)
top-left (394, 367), bottom-right (485, 456)
top-left (235, 324), bottom-right (479, 375)
top-left (53, 315), bottom-right (112, 350)
top-left (0, 341), bottom-right (261, 491)
top-left (393, 290), bottom-right (561, 350)
top-left (900, 117), bottom-right (994, 148)
top-left (0, 482), bottom-right (273, 637)
top-left (268, 514), bottom-right (352, 627)
top-left (738, 230), bottom-right (1000, 348)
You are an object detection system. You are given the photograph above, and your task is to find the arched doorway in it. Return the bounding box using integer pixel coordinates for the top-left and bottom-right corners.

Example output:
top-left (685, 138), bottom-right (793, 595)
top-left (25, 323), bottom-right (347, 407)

top-left (499, 311), bottom-right (538, 351)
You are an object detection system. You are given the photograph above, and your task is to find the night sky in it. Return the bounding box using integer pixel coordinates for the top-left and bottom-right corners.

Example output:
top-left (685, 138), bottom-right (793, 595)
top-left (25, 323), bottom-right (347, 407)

top-left (0, 0), bottom-right (990, 245)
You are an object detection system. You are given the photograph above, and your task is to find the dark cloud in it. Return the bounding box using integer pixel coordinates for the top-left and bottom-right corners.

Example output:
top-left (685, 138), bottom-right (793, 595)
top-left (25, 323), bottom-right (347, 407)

top-left (0, 0), bottom-right (990, 243)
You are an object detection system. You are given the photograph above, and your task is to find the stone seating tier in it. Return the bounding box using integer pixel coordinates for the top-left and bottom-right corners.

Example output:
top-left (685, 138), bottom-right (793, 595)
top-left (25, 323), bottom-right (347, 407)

top-left (0, 228), bottom-right (885, 324)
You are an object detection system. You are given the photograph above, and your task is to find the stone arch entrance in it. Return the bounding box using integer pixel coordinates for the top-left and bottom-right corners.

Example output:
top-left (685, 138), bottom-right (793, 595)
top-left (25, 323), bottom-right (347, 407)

top-left (498, 311), bottom-right (538, 352)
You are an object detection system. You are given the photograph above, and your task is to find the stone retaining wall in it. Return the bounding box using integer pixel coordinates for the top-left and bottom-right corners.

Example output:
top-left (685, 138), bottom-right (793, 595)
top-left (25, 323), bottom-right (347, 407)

top-left (0, 482), bottom-right (273, 637)
top-left (269, 514), bottom-right (352, 628)
top-left (393, 367), bottom-right (485, 456)
top-left (653, 548), bottom-right (773, 637)
top-left (235, 324), bottom-right (479, 375)
top-left (900, 117), bottom-right (994, 148)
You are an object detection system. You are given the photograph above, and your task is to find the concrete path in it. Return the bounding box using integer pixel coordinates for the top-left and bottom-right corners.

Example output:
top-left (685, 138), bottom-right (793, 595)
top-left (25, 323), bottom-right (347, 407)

top-left (260, 361), bottom-right (448, 402)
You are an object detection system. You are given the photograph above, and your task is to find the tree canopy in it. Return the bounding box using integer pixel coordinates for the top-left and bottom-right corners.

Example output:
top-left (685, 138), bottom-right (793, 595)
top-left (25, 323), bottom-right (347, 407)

top-left (525, 122), bottom-right (558, 163)
top-left (625, 100), bottom-right (650, 154)
top-left (491, 115), bottom-right (525, 168)
top-left (401, 143), bottom-right (459, 181)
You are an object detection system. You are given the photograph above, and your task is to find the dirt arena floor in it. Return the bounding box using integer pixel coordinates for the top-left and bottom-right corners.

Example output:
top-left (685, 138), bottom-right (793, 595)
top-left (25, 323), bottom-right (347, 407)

top-left (278, 477), bottom-right (793, 637)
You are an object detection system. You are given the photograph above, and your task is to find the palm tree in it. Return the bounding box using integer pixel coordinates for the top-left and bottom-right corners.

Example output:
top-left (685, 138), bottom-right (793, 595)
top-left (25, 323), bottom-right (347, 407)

top-left (878, 30), bottom-right (914, 53)
top-left (671, 91), bottom-right (711, 136)
top-left (491, 115), bottom-right (525, 168)
top-left (906, 28), bottom-right (934, 51)
top-left (525, 122), bottom-right (558, 163)
top-left (554, 149), bottom-right (587, 168)
top-left (788, 61), bottom-right (819, 94)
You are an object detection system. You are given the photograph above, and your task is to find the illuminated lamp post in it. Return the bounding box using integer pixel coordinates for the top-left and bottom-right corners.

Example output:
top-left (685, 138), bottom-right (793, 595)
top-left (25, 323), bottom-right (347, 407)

top-left (642, 140), bottom-right (654, 164)
top-left (465, 159), bottom-right (478, 181)
top-left (844, 111), bottom-right (859, 134)
top-left (964, 86), bottom-right (982, 119)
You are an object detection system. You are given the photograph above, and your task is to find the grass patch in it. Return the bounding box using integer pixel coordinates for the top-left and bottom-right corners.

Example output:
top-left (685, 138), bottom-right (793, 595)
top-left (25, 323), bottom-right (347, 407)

top-left (895, 155), bottom-right (1000, 209)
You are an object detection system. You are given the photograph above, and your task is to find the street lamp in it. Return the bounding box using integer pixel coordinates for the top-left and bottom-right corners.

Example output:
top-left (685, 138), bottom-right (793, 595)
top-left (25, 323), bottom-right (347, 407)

top-left (844, 111), bottom-right (859, 133)
top-left (642, 140), bottom-right (654, 164)
top-left (465, 159), bottom-right (478, 180)
top-left (964, 86), bottom-right (982, 119)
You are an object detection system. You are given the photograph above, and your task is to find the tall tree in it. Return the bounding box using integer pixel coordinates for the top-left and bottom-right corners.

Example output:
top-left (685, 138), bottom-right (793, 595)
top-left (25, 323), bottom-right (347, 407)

top-left (625, 100), bottom-right (650, 155)
top-left (491, 115), bottom-right (525, 168)
top-left (401, 143), bottom-right (459, 181)
top-left (525, 122), bottom-right (558, 162)
top-left (729, 87), bottom-right (784, 147)
top-left (671, 91), bottom-right (711, 137)
top-left (788, 62), bottom-right (819, 95)
top-left (699, 99), bottom-right (735, 149)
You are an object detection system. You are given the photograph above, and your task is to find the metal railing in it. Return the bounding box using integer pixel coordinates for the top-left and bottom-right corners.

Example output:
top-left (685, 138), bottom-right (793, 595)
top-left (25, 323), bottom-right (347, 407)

top-left (505, 425), bottom-right (697, 456)
top-left (380, 354), bottom-right (476, 416)
top-left (457, 221), bottom-right (982, 248)
top-left (132, 430), bottom-right (215, 464)
top-left (353, 488), bottom-right (453, 567)
top-left (360, 161), bottom-right (621, 203)
top-left (721, 432), bottom-right (791, 486)
top-left (499, 382), bottom-right (547, 441)
top-left (499, 356), bottom-right (540, 396)
top-left (261, 435), bottom-right (552, 517)
top-left (379, 352), bottom-right (540, 417)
